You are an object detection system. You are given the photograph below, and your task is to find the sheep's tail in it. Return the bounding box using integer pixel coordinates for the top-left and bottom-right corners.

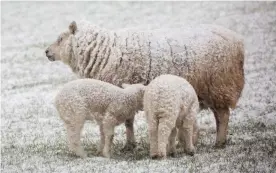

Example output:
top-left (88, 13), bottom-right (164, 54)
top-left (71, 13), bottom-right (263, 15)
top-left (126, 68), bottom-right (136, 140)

top-left (230, 40), bottom-right (245, 109)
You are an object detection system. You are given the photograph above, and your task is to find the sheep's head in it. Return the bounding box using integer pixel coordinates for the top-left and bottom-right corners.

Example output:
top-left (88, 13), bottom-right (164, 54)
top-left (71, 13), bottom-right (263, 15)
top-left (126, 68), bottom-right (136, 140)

top-left (122, 83), bottom-right (146, 110)
top-left (45, 21), bottom-right (77, 63)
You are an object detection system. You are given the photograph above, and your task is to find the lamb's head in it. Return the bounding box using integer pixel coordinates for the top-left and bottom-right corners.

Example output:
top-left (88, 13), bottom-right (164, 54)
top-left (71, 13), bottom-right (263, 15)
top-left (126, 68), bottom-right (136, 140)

top-left (122, 83), bottom-right (146, 110)
top-left (45, 21), bottom-right (78, 63)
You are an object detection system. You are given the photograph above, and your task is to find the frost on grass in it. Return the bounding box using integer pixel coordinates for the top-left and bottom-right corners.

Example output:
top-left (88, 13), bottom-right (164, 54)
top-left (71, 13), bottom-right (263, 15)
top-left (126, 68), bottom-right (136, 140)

top-left (1, 1), bottom-right (276, 173)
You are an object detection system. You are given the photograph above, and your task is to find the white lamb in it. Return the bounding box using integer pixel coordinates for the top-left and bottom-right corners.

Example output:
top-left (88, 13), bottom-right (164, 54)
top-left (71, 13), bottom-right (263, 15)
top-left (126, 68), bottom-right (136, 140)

top-left (144, 74), bottom-right (199, 159)
top-left (55, 78), bottom-right (145, 158)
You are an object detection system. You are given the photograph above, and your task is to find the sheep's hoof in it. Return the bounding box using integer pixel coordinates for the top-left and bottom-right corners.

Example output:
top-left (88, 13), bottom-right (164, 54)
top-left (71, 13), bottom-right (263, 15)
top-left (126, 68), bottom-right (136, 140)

top-left (81, 154), bottom-right (88, 159)
top-left (96, 150), bottom-right (102, 156)
top-left (121, 142), bottom-right (136, 152)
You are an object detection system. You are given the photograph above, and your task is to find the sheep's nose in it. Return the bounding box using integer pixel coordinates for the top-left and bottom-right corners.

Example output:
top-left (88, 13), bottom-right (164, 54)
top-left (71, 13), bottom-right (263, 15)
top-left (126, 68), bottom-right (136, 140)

top-left (45, 49), bottom-right (49, 54)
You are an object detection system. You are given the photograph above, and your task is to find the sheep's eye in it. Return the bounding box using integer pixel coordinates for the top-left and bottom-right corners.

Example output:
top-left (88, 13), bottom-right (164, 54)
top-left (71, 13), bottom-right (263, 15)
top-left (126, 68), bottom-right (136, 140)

top-left (57, 37), bottom-right (63, 43)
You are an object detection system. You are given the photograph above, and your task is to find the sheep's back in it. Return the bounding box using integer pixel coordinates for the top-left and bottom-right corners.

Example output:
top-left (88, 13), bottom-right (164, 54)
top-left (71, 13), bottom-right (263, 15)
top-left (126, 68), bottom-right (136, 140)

top-left (113, 24), bottom-right (244, 84)
top-left (144, 75), bottom-right (197, 115)
top-left (55, 79), bottom-right (123, 114)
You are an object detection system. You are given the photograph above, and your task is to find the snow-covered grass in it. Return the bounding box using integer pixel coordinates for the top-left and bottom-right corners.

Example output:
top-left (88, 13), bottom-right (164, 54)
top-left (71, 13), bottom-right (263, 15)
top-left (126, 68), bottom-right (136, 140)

top-left (1, 1), bottom-right (276, 173)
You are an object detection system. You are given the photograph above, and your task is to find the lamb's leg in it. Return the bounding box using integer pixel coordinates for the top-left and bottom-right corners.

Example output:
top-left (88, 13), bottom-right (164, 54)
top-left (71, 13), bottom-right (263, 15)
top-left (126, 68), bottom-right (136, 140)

top-left (212, 108), bottom-right (230, 148)
top-left (96, 123), bottom-right (105, 156)
top-left (181, 116), bottom-right (195, 156)
top-left (167, 127), bottom-right (177, 157)
top-left (158, 115), bottom-right (175, 159)
top-left (177, 128), bottom-right (185, 149)
top-left (176, 120), bottom-right (198, 149)
top-left (102, 113), bottom-right (117, 158)
top-left (146, 111), bottom-right (158, 159)
top-left (122, 116), bottom-right (136, 151)
top-left (193, 119), bottom-right (199, 146)
top-left (65, 121), bottom-right (86, 158)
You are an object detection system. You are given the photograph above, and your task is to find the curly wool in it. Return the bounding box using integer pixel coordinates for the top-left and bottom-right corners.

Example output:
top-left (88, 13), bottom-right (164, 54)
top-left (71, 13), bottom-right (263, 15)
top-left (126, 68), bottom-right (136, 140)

top-left (55, 78), bottom-right (145, 158)
top-left (62, 21), bottom-right (244, 109)
top-left (144, 74), bottom-right (199, 158)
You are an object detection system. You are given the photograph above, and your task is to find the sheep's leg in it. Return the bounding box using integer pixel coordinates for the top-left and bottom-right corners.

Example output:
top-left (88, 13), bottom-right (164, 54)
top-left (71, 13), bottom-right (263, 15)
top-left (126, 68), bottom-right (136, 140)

top-left (65, 121), bottom-right (87, 158)
top-left (181, 116), bottom-right (195, 156)
top-left (158, 115), bottom-right (175, 159)
top-left (122, 116), bottom-right (136, 151)
top-left (167, 127), bottom-right (177, 157)
top-left (102, 113), bottom-right (117, 158)
top-left (96, 123), bottom-right (105, 156)
top-left (212, 108), bottom-right (230, 148)
top-left (146, 111), bottom-right (159, 159)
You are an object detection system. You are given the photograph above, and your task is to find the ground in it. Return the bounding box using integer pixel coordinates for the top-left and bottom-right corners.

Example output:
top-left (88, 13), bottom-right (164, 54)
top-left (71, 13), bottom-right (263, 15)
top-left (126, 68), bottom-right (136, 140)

top-left (1, 1), bottom-right (276, 173)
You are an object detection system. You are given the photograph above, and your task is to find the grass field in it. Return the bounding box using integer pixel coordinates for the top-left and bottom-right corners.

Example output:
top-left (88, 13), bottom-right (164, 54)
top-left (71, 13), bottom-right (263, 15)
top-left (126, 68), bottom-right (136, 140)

top-left (1, 1), bottom-right (276, 173)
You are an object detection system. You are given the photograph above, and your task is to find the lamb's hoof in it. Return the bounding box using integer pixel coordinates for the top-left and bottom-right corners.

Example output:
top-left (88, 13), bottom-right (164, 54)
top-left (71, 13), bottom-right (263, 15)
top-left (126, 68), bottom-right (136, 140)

top-left (214, 141), bottom-right (226, 149)
top-left (102, 151), bottom-right (111, 158)
top-left (185, 148), bottom-right (195, 156)
top-left (152, 152), bottom-right (166, 160)
top-left (158, 154), bottom-right (167, 160)
top-left (186, 151), bottom-right (195, 156)
top-left (150, 154), bottom-right (159, 160)
top-left (121, 143), bottom-right (136, 152)
top-left (76, 152), bottom-right (87, 159)
top-left (168, 152), bottom-right (176, 158)
top-left (75, 149), bottom-right (87, 158)
top-left (176, 142), bottom-right (182, 149)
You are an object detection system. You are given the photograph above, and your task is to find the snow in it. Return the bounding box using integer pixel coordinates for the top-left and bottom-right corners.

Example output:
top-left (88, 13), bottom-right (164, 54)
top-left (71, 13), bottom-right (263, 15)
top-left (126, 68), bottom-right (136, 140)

top-left (1, 1), bottom-right (276, 173)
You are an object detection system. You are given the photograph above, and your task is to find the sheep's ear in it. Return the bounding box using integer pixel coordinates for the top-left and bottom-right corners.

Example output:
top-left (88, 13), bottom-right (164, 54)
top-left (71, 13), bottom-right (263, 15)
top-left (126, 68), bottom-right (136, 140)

top-left (69, 21), bottom-right (77, 34)
top-left (122, 83), bottom-right (130, 89)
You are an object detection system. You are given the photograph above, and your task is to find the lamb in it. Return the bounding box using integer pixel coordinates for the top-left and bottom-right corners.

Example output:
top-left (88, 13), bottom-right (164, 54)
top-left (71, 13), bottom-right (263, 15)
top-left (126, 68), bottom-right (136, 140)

top-left (144, 74), bottom-right (199, 159)
top-left (54, 78), bottom-right (145, 158)
top-left (45, 20), bottom-right (245, 148)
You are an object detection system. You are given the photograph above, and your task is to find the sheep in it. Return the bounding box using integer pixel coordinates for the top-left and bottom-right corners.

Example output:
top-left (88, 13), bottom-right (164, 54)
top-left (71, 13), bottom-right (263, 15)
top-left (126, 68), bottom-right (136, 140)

top-left (45, 20), bottom-right (245, 148)
top-left (54, 78), bottom-right (145, 158)
top-left (144, 74), bottom-right (199, 159)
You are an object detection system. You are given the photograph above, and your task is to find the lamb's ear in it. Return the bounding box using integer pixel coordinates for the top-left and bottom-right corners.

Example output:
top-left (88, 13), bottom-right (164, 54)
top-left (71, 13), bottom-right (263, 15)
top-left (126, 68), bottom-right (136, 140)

top-left (122, 83), bottom-right (130, 89)
top-left (69, 21), bottom-right (77, 34)
top-left (139, 84), bottom-right (146, 92)
top-left (141, 85), bottom-right (146, 90)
